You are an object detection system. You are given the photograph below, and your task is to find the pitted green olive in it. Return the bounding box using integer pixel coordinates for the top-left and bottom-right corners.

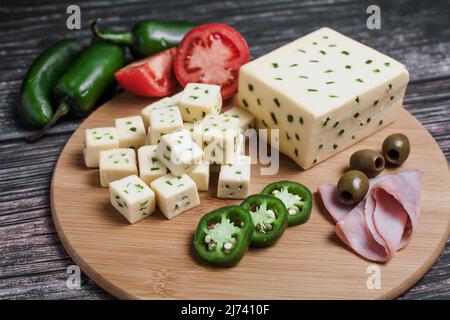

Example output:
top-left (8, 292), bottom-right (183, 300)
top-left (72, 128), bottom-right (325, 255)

top-left (382, 133), bottom-right (410, 165)
top-left (336, 170), bottom-right (369, 206)
top-left (349, 149), bottom-right (385, 178)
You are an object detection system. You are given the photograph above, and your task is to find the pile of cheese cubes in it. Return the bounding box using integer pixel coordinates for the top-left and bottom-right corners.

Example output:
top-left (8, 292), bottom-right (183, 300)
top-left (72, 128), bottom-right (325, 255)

top-left (82, 83), bottom-right (256, 224)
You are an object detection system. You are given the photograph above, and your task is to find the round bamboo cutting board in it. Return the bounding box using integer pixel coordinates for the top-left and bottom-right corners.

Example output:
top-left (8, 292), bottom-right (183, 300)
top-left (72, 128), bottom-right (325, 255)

top-left (51, 92), bottom-right (450, 299)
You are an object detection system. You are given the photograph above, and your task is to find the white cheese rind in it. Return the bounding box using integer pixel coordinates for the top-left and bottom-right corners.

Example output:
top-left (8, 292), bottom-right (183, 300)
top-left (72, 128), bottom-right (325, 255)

top-left (155, 131), bottom-right (203, 175)
top-left (110, 175), bottom-right (156, 224)
top-left (217, 155), bottom-right (251, 199)
top-left (237, 27), bottom-right (409, 169)
top-left (115, 116), bottom-right (146, 149)
top-left (137, 145), bottom-right (168, 185)
top-left (99, 148), bottom-right (138, 187)
top-left (178, 83), bottom-right (222, 122)
top-left (187, 160), bottom-right (210, 191)
top-left (83, 127), bottom-right (119, 168)
top-left (150, 173), bottom-right (200, 219)
top-left (148, 106), bottom-right (183, 145)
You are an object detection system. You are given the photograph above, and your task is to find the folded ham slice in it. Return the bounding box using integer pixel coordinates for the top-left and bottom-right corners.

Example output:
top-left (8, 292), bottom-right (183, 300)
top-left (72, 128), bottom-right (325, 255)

top-left (319, 170), bottom-right (421, 262)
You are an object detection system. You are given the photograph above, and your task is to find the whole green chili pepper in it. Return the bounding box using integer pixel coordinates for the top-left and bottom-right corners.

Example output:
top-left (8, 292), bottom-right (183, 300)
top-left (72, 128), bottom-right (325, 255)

top-left (261, 181), bottom-right (313, 227)
top-left (26, 41), bottom-right (125, 142)
top-left (19, 39), bottom-right (83, 128)
top-left (194, 206), bottom-right (254, 267)
top-left (90, 19), bottom-right (197, 58)
top-left (240, 194), bottom-right (288, 247)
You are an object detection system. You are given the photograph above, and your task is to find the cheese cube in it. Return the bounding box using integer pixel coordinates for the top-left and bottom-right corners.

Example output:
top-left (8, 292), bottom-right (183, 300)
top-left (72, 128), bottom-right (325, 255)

top-left (137, 145), bottom-right (168, 185)
top-left (178, 83), bottom-right (222, 122)
top-left (187, 160), bottom-right (210, 191)
top-left (217, 155), bottom-right (251, 199)
top-left (145, 122), bottom-right (194, 145)
top-left (83, 127), bottom-right (119, 168)
top-left (197, 114), bottom-right (241, 164)
top-left (115, 116), bottom-right (146, 149)
top-left (148, 106), bottom-right (183, 145)
top-left (155, 131), bottom-right (203, 175)
top-left (238, 27), bottom-right (409, 169)
top-left (110, 175), bottom-right (156, 224)
top-left (99, 148), bottom-right (138, 187)
top-left (141, 92), bottom-right (182, 128)
top-left (176, 122), bottom-right (195, 137)
top-left (223, 106), bottom-right (255, 130)
top-left (150, 173), bottom-right (200, 219)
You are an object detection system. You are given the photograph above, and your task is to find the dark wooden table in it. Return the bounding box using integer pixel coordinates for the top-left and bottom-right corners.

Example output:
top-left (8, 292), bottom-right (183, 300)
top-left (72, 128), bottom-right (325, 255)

top-left (0, 0), bottom-right (449, 300)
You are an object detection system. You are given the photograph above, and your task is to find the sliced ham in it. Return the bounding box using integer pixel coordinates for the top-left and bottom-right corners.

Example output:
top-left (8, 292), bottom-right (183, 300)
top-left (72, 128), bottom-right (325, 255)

top-left (319, 169), bottom-right (421, 262)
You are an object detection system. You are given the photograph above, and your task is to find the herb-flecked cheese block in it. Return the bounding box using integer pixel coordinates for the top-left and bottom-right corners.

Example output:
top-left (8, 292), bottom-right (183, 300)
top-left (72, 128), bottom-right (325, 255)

top-left (237, 27), bottom-right (409, 169)
top-left (110, 175), bottom-right (156, 224)
top-left (178, 83), bottom-right (222, 122)
top-left (150, 173), bottom-right (200, 220)
top-left (115, 116), bottom-right (146, 149)
top-left (137, 145), bottom-right (168, 185)
top-left (99, 148), bottom-right (138, 187)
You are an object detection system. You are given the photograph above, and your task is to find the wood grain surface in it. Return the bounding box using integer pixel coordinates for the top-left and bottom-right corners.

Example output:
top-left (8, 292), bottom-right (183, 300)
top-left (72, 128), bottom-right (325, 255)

top-left (51, 93), bottom-right (450, 299)
top-left (0, 0), bottom-right (449, 299)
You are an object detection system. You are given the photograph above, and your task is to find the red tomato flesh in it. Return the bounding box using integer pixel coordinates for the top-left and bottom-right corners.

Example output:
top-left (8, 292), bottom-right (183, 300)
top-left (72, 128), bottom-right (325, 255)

top-left (174, 23), bottom-right (250, 100)
top-left (115, 47), bottom-right (179, 97)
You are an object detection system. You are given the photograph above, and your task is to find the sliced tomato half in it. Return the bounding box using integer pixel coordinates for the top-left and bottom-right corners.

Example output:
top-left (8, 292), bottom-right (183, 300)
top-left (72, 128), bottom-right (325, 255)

top-left (115, 47), bottom-right (179, 97)
top-left (174, 23), bottom-right (250, 100)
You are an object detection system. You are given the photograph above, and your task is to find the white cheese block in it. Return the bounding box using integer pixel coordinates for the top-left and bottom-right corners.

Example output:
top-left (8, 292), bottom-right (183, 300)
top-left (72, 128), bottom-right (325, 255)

top-left (178, 83), bottom-right (222, 122)
top-left (196, 114), bottom-right (241, 164)
top-left (237, 27), bottom-right (409, 169)
top-left (99, 148), bottom-right (138, 187)
top-left (150, 173), bottom-right (200, 219)
top-left (223, 106), bottom-right (255, 130)
top-left (187, 160), bottom-right (210, 191)
top-left (155, 131), bottom-right (203, 175)
top-left (83, 127), bottom-right (119, 168)
top-left (110, 175), bottom-right (156, 224)
top-left (137, 145), bottom-right (168, 185)
top-left (141, 92), bottom-right (183, 128)
top-left (148, 106), bottom-right (183, 145)
top-left (115, 116), bottom-right (146, 149)
top-left (217, 155), bottom-right (251, 199)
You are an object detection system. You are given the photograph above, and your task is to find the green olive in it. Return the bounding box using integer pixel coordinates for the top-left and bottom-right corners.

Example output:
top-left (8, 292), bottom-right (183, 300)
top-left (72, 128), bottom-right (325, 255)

top-left (336, 170), bottom-right (369, 206)
top-left (349, 149), bottom-right (385, 178)
top-left (382, 133), bottom-right (410, 165)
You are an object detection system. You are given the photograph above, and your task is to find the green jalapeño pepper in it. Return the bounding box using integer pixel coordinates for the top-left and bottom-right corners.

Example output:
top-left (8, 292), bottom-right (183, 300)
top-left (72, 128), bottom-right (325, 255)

top-left (240, 195), bottom-right (288, 247)
top-left (91, 19), bottom-right (197, 58)
top-left (261, 181), bottom-right (313, 227)
top-left (26, 41), bottom-right (125, 142)
top-left (19, 39), bottom-right (83, 128)
top-left (194, 206), bottom-right (254, 267)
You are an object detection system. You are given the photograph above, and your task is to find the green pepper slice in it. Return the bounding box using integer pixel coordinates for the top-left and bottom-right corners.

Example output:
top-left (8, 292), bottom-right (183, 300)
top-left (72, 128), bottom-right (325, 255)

top-left (261, 181), bottom-right (312, 227)
top-left (240, 194), bottom-right (288, 247)
top-left (194, 206), bottom-right (254, 267)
